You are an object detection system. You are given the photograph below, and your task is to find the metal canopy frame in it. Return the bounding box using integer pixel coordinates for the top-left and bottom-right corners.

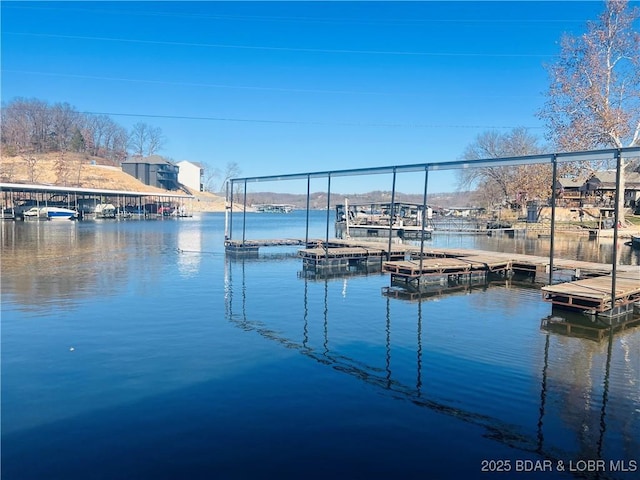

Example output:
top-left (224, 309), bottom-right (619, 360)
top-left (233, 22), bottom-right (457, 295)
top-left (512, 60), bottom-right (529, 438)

top-left (229, 147), bottom-right (640, 185)
top-left (225, 147), bottom-right (640, 306)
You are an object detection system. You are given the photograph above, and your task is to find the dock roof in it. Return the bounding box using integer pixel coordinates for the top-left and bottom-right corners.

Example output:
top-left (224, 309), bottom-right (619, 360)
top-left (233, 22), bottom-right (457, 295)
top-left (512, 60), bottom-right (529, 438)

top-left (0, 182), bottom-right (193, 198)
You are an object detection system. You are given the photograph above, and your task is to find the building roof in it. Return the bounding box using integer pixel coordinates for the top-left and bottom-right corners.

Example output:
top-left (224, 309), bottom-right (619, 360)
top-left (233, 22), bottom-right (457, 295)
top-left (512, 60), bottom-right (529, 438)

top-left (556, 177), bottom-right (586, 189)
top-left (587, 171), bottom-right (640, 188)
top-left (0, 182), bottom-right (193, 198)
top-left (122, 155), bottom-right (175, 165)
top-left (177, 160), bottom-right (204, 169)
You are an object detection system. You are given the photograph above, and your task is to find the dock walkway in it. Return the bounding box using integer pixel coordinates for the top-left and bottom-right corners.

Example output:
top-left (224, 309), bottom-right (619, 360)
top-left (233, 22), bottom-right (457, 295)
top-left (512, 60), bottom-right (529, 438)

top-left (385, 246), bottom-right (637, 278)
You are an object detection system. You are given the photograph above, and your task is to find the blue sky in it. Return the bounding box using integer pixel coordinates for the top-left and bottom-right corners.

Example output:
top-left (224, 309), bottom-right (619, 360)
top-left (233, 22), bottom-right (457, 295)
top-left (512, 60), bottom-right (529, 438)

top-left (1, 1), bottom-right (614, 194)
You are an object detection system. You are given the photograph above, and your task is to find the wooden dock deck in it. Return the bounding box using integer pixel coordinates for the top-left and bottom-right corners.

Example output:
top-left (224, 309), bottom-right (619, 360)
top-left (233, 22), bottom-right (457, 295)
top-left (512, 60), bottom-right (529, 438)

top-left (382, 255), bottom-right (512, 277)
top-left (299, 242), bottom-right (409, 268)
top-left (406, 247), bottom-right (636, 278)
top-left (225, 238), bottom-right (315, 254)
top-left (541, 273), bottom-right (640, 314)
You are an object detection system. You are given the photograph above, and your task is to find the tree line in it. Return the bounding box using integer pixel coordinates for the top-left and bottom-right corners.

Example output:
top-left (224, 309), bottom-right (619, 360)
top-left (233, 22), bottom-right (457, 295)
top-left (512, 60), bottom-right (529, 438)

top-left (0, 97), bottom-right (165, 163)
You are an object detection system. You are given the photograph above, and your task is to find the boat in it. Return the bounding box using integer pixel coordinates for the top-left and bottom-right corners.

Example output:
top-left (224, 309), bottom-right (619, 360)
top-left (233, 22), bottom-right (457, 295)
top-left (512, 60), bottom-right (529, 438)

top-left (94, 203), bottom-right (116, 218)
top-left (335, 201), bottom-right (434, 240)
top-left (22, 207), bottom-right (40, 219)
top-left (23, 206), bottom-right (78, 220)
top-left (253, 204), bottom-right (294, 213)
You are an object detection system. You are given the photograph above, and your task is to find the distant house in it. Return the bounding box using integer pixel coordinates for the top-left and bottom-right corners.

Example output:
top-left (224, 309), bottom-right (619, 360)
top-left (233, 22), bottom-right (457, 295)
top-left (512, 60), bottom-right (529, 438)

top-left (176, 160), bottom-right (204, 192)
top-left (555, 177), bottom-right (587, 207)
top-left (582, 171), bottom-right (640, 207)
top-left (554, 171), bottom-right (640, 208)
top-left (121, 155), bottom-right (180, 190)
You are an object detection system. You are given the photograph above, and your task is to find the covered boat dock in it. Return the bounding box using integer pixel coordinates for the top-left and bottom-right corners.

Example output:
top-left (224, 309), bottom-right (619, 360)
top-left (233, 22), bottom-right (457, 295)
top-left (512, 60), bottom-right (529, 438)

top-left (0, 182), bottom-right (194, 220)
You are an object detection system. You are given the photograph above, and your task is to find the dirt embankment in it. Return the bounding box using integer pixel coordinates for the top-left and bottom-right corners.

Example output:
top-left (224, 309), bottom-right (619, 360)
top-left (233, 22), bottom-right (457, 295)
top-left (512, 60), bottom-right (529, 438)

top-left (1, 152), bottom-right (232, 212)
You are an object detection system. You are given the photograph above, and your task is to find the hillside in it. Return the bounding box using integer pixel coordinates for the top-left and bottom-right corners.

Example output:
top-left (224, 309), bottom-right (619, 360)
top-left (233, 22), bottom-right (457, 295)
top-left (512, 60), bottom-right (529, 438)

top-left (0, 152), bottom-right (228, 211)
top-left (244, 190), bottom-right (479, 210)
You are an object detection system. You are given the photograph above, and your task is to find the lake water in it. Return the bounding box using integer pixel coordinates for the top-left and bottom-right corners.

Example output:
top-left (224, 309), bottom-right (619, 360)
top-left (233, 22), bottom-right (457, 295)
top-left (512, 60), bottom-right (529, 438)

top-left (2, 211), bottom-right (639, 479)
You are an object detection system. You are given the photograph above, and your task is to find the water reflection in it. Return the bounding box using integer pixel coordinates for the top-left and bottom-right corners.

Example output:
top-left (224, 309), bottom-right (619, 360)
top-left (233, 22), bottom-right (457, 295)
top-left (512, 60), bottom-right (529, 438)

top-left (541, 311), bottom-right (640, 342)
top-left (223, 256), bottom-right (639, 470)
top-left (1, 221), bottom-right (128, 311)
top-left (176, 225), bottom-right (202, 278)
top-left (1, 221), bottom-right (177, 313)
top-left (540, 311), bottom-right (640, 466)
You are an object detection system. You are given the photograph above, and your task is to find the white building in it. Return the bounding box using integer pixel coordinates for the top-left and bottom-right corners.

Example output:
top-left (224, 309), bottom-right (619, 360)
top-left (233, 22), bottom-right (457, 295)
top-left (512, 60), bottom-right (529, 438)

top-left (176, 161), bottom-right (204, 192)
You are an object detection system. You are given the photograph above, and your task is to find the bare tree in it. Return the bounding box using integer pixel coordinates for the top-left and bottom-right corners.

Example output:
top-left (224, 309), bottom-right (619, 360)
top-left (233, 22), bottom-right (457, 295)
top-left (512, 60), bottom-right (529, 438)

top-left (25, 153), bottom-right (39, 183)
top-left (2, 98), bottom-right (172, 164)
top-left (128, 122), bottom-right (148, 157)
top-left (102, 121), bottom-right (129, 164)
top-left (457, 128), bottom-right (548, 208)
top-left (1, 99), bottom-right (33, 154)
top-left (26, 99), bottom-right (52, 153)
top-left (54, 149), bottom-right (72, 185)
top-left (50, 102), bottom-right (80, 151)
top-left (85, 114), bottom-right (115, 157)
top-left (218, 162), bottom-right (242, 197)
top-left (198, 162), bottom-right (222, 192)
top-left (1, 97), bottom-right (51, 153)
top-left (128, 122), bottom-right (165, 157)
top-left (538, 0), bottom-right (640, 223)
top-left (109, 127), bottom-right (129, 164)
top-left (146, 126), bottom-right (165, 156)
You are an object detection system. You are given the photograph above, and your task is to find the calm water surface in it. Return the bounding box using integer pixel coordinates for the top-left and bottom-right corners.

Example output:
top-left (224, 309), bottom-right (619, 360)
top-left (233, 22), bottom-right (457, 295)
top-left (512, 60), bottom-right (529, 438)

top-left (2, 212), bottom-right (639, 479)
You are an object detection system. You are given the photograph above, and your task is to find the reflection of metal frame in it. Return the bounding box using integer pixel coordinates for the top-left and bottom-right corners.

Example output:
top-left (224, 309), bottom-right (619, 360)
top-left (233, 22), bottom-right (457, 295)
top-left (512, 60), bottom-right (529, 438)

top-left (223, 256), bottom-right (589, 461)
top-left (537, 325), bottom-right (626, 463)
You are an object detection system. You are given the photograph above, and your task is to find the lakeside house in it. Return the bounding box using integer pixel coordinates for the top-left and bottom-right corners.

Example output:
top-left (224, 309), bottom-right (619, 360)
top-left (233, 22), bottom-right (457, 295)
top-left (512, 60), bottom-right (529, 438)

top-left (176, 160), bottom-right (204, 193)
top-left (555, 171), bottom-right (640, 209)
top-left (121, 155), bottom-right (180, 190)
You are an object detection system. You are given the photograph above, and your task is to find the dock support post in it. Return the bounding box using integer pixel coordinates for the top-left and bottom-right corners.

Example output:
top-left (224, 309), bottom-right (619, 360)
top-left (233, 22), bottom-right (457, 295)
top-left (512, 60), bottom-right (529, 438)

top-left (242, 179), bottom-right (247, 246)
top-left (224, 181), bottom-right (230, 241)
top-left (229, 181), bottom-right (234, 241)
top-left (548, 155), bottom-right (557, 285)
top-left (419, 166), bottom-right (429, 279)
top-left (611, 149), bottom-right (622, 307)
top-left (325, 173), bottom-right (331, 259)
top-left (387, 168), bottom-right (397, 261)
top-left (305, 174), bottom-right (311, 246)
top-left (345, 197), bottom-right (350, 238)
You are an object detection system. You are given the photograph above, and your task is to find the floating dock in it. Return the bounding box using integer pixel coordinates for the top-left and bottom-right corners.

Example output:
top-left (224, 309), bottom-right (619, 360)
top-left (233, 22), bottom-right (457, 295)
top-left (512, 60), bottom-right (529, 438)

top-left (380, 247), bottom-right (638, 317)
top-left (541, 273), bottom-right (640, 316)
top-left (225, 236), bottom-right (639, 318)
top-left (298, 240), bottom-right (411, 269)
top-left (225, 238), bottom-right (313, 255)
top-left (383, 255), bottom-right (512, 277)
